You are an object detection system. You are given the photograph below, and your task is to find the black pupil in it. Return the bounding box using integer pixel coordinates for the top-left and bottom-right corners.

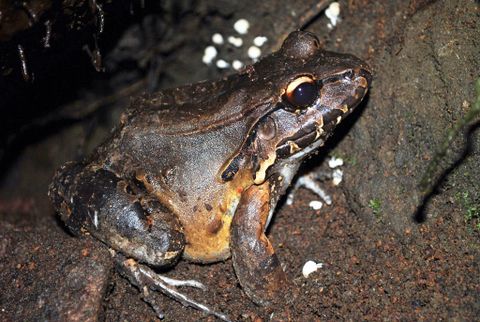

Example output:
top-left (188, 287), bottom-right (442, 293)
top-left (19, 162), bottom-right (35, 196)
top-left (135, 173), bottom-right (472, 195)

top-left (292, 82), bottom-right (317, 107)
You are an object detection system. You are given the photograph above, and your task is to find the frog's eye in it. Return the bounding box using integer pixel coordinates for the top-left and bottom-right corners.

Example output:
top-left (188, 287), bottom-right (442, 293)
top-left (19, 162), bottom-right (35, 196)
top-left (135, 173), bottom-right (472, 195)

top-left (285, 76), bottom-right (318, 107)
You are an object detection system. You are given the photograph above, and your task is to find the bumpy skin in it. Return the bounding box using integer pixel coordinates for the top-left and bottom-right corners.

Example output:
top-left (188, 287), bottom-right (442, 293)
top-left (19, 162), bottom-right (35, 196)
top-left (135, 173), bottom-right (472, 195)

top-left (50, 162), bottom-right (185, 267)
top-left (49, 31), bottom-right (372, 306)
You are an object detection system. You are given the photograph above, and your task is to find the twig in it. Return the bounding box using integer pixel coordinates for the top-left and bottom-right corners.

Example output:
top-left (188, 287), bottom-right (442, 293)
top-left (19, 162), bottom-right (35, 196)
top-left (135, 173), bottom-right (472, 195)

top-left (273, 0), bottom-right (333, 49)
top-left (418, 78), bottom-right (480, 197)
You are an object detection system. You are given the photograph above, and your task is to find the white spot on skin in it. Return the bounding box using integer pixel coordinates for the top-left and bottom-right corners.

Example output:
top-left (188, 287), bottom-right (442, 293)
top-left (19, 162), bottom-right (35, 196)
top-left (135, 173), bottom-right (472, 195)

top-left (202, 46), bottom-right (217, 65)
top-left (302, 260), bottom-right (324, 278)
top-left (328, 157), bottom-right (344, 168)
top-left (212, 33), bottom-right (224, 45)
top-left (248, 46), bottom-right (261, 60)
top-left (216, 59), bottom-right (230, 69)
top-left (253, 36), bottom-right (268, 47)
top-left (332, 169), bottom-right (343, 186)
top-left (234, 19), bottom-right (250, 34)
top-left (232, 60), bottom-right (244, 70)
top-left (309, 200), bottom-right (323, 210)
top-left (228, 36), bottom-right (243, 47)
top-left (336, 116), bottom-right (342, 124)
top-left (325, 2), bottom-right (341, 29)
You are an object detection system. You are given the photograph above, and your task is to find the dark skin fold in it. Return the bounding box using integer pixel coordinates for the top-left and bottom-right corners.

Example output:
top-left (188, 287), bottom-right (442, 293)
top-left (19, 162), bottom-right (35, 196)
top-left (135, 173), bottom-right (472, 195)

top-left (49, 31), bottom-right (372, 317)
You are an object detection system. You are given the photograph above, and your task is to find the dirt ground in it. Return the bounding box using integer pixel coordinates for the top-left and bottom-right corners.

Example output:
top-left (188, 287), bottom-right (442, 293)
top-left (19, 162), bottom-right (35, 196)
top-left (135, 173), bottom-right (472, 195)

top-left (1, 1), bottom-right (479, 321)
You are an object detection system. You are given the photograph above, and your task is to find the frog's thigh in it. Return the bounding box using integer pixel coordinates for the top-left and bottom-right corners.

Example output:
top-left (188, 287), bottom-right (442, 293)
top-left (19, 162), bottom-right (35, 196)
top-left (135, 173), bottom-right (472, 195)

top-left (230, 183), bottom-right (290, 306)
top-left (50, 162), bottom-right (185, 267)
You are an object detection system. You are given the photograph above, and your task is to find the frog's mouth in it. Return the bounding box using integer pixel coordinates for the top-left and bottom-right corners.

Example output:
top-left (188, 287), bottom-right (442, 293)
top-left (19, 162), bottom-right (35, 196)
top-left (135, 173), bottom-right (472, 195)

top-left (275, 69), bottom-right (371, 159)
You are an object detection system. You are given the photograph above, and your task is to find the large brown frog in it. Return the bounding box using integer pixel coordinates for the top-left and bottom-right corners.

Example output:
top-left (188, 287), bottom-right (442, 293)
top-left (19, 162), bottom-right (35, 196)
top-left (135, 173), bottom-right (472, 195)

top-left (49, 31), bottom-right (371, 320)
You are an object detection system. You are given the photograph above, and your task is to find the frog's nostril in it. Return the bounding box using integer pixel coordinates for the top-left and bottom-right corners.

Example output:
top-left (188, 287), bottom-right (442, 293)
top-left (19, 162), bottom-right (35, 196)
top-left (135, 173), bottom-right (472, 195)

top-left (358, 68), bottom-right (373, 85)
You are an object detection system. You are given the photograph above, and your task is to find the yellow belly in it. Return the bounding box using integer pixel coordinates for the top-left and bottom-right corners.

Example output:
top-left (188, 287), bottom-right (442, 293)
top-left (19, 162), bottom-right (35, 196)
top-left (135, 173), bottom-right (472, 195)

top-left (178, 170), bottom-right (251, 263)
top-left (182, 212), bottom-right (233, 263)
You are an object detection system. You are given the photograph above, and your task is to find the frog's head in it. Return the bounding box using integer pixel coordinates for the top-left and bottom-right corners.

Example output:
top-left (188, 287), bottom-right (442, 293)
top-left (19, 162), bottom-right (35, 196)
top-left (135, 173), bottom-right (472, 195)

top-left (221, 31), bottom-right (372, 184)
top-left (261, 31), bottom-right (371, 162)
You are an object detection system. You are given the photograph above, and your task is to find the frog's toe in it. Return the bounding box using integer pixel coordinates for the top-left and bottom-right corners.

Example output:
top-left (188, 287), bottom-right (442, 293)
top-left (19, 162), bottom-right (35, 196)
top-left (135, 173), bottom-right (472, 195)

top-left (153, 274), bottom-right (206, 290)
top-left (116, 255), bottom-right (231, 322)
top-left (286, 171), bottom-right (333, 206)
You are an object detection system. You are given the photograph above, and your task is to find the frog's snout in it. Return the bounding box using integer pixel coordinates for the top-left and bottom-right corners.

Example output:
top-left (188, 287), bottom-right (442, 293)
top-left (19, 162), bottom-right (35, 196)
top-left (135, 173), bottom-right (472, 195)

top-left (316, 66), bottom-right (371, 130)
top-left (355, 67), bottom-right (373, 89)
top-left (346, 67), bottom-right (372, 107)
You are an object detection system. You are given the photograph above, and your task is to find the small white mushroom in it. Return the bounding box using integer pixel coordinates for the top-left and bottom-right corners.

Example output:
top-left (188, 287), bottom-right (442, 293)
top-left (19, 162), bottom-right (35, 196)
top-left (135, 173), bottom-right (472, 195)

top-left (325, 2), bottom-right (341, 29)
top-left (216, 59), bottom-right (230, 69)
top-left (332, 169), bottom-right (343, 186)
top-left (247, 46), bottom-right (261, 60)
top-left (328, 156), bottom-right (344, 168)
top-left (202, 46), bottom-right (217, 65)
top-left (232, 60), bottom-right (244, 70)
top-left (233, 19), bottom-right (250, 34)
top-left (228, 36), bottom-right (243, 47)
top-left (309, 200), bottom-right (323, 210)
top-left (302, 260), bottom-right (324, 278)
top-left (212, 33), bottom-right (224, 45)
top-left (253, 36), bottom-right (268, 47)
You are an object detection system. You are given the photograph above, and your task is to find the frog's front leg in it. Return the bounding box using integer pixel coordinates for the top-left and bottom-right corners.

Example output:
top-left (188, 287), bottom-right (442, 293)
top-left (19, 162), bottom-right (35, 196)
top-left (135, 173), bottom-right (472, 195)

top-left (230, 183), bottom-right (294, 307)
top-left (49, 161), bottom-right (185, 266)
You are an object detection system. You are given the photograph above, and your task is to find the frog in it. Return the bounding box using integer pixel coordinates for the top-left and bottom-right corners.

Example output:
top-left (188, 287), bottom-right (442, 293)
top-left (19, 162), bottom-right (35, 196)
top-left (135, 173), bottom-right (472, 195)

top-left (49, 31), bottom-right (371, 320)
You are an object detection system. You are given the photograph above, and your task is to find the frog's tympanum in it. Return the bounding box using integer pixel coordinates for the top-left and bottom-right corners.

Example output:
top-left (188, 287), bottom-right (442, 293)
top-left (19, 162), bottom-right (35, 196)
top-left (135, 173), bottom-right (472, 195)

top-left (49, 31), bottom-right (371, 318)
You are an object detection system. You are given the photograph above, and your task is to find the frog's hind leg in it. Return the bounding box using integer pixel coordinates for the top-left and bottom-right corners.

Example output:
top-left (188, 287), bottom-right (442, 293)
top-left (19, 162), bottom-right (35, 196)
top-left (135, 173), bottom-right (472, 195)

top-left (49, 161), bottom-right (185, 267)
top-left (50, 162), bottom-right (231, 320)
top-left (116, 255), bottom-right (232, 322)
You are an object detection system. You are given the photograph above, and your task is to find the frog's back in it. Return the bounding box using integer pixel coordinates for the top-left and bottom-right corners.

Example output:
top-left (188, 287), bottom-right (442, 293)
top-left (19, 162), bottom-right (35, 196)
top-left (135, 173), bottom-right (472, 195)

top-left (125, 72), bottom-right (275, 136)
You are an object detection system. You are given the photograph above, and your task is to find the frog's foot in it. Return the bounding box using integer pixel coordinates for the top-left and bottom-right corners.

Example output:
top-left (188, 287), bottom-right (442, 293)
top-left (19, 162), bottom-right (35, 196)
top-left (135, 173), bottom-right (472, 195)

top-left (115, 256), bottom-right (231, 322)
top-left (286, 171), bottom-right (333, 206)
